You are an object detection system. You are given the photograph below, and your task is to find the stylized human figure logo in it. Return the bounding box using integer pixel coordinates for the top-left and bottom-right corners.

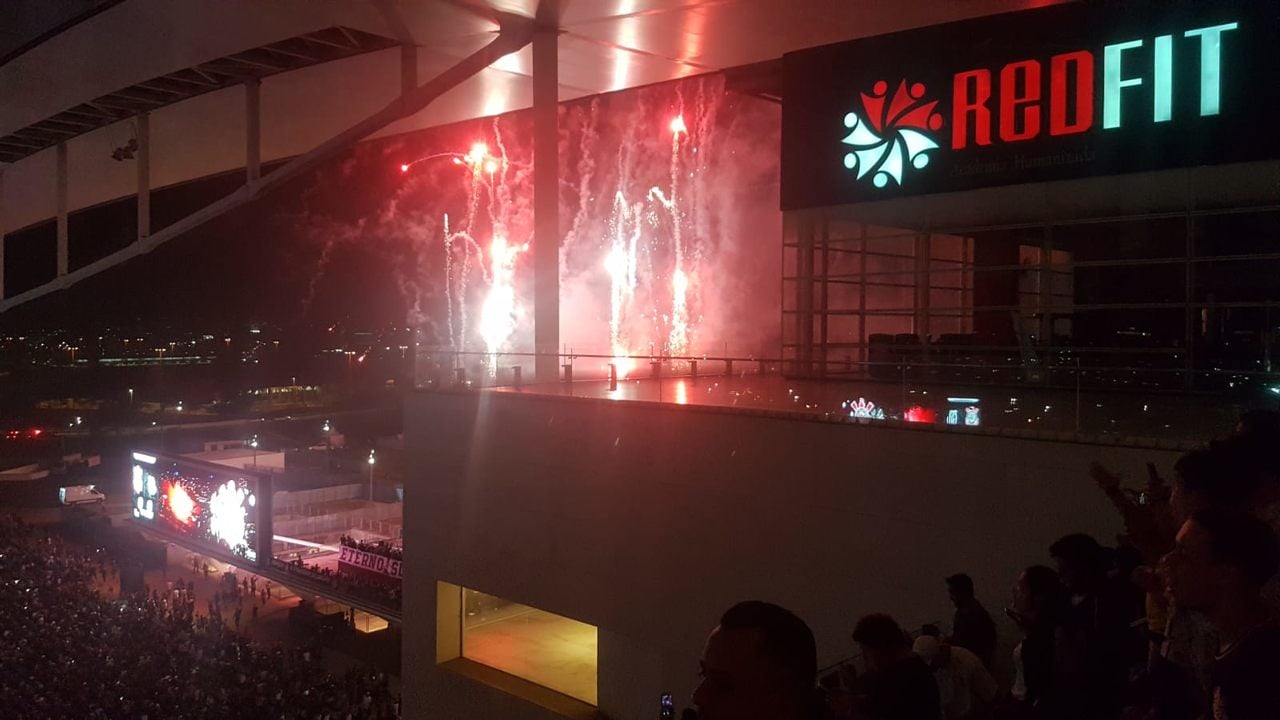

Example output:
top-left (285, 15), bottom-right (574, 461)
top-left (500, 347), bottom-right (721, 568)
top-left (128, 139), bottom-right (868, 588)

top-left (842, 80), bottom-right (944, 188)
top-left (843, 397), bottom-right (886, 420)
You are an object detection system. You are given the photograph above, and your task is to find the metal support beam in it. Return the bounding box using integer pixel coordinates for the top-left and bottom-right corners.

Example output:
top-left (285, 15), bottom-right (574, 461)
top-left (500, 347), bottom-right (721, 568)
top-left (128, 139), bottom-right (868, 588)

top-left (0, 165), bottom-right (5, 300)
top-left (819, 221), bottom-right (829, 377)
top-left (915, 233), bottom-right (931, 348)
top-left (401, 44), bottom-right (417, 97)
top-left (1184, 215), bottom-right (1196, 389)
top-left (245, 79), bottom-right (261, 183)
top-left (533, 25), bottom-right (560, 382)
top-left (796, 220), bottom-right (815, 376)
top-left (1038, 228), bottom-right (1053, 346)
top-left (56, 142), bottom-right (68, 276)
top-left (137, 113), bottom-right (150, 241)
top-left (858, 224), bottom-right (867, 364)
top-left (0, 16), bottom-right (534, 314)
top-left (962, 236), bottom-right (974, 333)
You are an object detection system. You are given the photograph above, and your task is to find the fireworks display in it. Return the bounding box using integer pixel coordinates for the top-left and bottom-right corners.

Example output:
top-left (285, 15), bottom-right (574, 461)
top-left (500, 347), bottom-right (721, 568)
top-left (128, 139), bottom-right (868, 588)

top-left (301, 75), bottom-right (781, 379)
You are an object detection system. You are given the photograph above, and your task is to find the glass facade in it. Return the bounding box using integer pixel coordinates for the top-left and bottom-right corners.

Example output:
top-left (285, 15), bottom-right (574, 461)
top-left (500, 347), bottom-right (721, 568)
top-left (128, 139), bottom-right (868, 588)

top-left (784, 208), bottom-right (1280, 396)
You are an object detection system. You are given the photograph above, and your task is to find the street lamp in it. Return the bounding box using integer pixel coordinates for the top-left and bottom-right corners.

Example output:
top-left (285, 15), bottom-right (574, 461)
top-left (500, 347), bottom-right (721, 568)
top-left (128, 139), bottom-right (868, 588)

top-left (367, 450), bottom-right (376, 501)
top-left (250, 435), bottom-right (259, 468)
top-left (128, 388), bottom-right (134, 408)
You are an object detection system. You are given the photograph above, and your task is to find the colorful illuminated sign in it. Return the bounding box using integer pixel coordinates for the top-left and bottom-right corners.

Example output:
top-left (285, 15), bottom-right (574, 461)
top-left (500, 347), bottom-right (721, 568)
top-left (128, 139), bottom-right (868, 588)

top-left (843, 397), bottom-right (886, 420)
top-left (903, 405), bottom-right (937, 424)
top-left (842, 80), bottom-right (943, 188)
top-left (131, 451), bottom-right (261, 564)
top-left (782, 1), bottom-right (1279, 207)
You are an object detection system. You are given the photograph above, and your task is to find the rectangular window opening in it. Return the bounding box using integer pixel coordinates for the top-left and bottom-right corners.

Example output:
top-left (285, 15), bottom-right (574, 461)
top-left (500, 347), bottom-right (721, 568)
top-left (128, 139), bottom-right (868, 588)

top-left (440, 584), bottom-right (598, 706)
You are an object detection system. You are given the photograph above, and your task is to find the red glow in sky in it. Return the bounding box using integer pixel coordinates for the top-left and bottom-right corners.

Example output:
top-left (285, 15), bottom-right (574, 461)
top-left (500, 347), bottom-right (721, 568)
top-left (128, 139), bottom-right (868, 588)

top-left (167, 481), bottom-right (196, 524)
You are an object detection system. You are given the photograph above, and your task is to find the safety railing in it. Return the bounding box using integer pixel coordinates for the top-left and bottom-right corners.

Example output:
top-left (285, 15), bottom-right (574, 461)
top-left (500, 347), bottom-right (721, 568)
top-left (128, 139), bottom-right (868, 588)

top-left (414, 348), bottom-right (1276, 447)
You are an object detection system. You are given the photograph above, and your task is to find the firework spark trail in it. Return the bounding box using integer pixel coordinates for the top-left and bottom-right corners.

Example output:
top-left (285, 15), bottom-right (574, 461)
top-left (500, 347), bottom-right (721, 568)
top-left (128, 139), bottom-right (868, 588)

top-left (479, 234), bottom-right (528, 374)
top-left (665, 89), bottom-right (691, 356)
top-left (409, 128), bottom-right (529, 365)
top-left (602, 112), bottom-right (648, 377)
top-left (690, 78), bottom-right (721, 268)
top-left (302, 219), bottom-right (365, 313)
top-left (442, 214), bottom-right (456, 349)
top-left (605, 190), bottom-right (644, 377)
top-left (648, 179), bottom-right (689, 356)
top-left (444, 226), bottom-right (490, 352)
top-left (393, 80), bottom-right (748, 372)
top-left (563, 99), bottom-right (602, 266)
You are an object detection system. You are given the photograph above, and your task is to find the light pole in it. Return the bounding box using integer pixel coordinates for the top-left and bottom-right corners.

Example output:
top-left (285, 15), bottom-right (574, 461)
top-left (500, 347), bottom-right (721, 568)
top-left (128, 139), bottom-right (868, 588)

top-left (128, 388), bottom-right (134, 408)
top-left (367, 450), bottom-right (376, 501)
top-left (250, 435), bottom-right (259, 468)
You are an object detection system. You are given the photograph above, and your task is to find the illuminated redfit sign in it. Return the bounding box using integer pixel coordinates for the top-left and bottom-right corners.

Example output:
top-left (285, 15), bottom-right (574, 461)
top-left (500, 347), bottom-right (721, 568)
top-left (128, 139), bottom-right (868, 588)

top-left (951, 21), bottom-right (1237, 149)
top-left (782, 1), bottom-right (1280, 209)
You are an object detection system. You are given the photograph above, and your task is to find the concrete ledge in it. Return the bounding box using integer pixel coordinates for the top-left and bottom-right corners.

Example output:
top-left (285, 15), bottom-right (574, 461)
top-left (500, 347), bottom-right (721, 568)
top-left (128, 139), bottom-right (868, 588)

top-left (439, 657), bottom-right (602, 720)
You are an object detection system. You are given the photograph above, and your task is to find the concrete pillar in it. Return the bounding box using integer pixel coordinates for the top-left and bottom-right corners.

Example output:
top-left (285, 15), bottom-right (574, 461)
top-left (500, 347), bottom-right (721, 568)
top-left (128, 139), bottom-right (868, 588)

top-left (137, 113), bottom-right (150, 241)
top-left (56, 142), bottom-right (68, 276)
top-left (401, 44), bottom-right (418, 96)
top-left (245, 79), bottom-right (261, 183)
top-left (532, 26), bottom-right (560, 383)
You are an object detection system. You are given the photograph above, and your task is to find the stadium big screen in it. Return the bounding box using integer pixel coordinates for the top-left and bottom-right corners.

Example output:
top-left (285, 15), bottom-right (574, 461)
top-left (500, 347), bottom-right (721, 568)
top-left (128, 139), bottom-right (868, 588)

top-left (130, 451), bottom-right (260, 564)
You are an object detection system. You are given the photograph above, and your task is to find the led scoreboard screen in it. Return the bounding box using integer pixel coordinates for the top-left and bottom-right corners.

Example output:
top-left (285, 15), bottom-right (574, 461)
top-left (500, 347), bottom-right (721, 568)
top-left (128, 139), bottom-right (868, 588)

top-left (130, 451), bottom-right (260, 563)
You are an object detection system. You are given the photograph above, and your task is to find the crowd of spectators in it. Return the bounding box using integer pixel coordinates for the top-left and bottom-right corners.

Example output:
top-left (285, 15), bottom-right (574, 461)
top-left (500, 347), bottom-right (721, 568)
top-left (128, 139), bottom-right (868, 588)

top-left (0, 517), bottom-right (399, 720)
top-left (690, 410), bottom-right (1280, 720)
top-left (274, 557), bottom-right (401, 610)
top-left (339, 535), bottom-right (402, 563)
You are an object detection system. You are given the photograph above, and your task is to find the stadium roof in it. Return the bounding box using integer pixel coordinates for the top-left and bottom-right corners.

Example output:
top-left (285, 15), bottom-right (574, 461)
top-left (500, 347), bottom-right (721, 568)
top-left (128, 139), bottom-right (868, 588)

top-left (0, 27), bottom-right (398, 163)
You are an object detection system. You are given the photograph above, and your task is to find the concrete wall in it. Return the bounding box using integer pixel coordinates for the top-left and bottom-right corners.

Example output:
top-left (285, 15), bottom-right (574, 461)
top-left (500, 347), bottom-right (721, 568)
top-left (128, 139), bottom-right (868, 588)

top-left (273, 502), bottom-right (400, 539)
top-left (403, 390), bottom-right (1183, 720)
top-left (273, 482), bottom-right (364, 511)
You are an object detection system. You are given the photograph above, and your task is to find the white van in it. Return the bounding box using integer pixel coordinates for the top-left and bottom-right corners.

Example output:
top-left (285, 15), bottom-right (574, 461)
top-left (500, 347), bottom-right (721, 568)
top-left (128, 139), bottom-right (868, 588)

top-left (59, 485), bottom-right (106, 505)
